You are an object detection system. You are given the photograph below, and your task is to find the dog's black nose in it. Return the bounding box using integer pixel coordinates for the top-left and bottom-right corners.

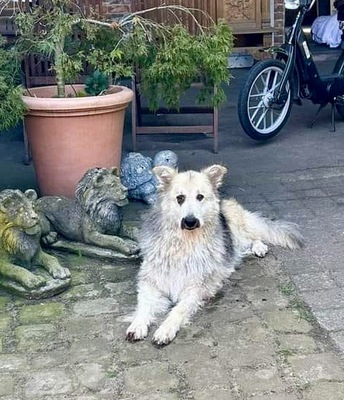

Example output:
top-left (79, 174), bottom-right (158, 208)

top-left (181, 215), bottom-right (200, 230)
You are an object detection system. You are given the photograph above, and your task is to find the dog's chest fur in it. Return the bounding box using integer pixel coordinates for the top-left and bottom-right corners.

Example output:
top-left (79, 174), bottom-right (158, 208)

top-left (139, 210), bottom-right (238, 301)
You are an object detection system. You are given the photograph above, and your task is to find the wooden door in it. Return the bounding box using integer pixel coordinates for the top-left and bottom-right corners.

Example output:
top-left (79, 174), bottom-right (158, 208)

top-left (224, 0), bottom-right (261, 32)
top-left (223, 0), bottom-right (272, 33)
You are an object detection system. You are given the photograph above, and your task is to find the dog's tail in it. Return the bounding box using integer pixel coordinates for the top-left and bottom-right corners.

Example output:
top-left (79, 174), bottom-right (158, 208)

top-left (256, 218), bottom-right (304, 249)
top-left (221, 199), bottom-right (304, 250)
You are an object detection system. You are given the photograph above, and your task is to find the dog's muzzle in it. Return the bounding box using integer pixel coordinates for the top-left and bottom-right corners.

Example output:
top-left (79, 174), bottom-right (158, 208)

top-left (181, 215), bottom-right (201, 230)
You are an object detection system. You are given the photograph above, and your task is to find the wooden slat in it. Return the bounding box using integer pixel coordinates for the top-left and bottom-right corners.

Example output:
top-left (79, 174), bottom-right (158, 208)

top-left (217, 0), bottom-right (224, 19)
top-left (132, 0), bottom-right (220, 32)
top-left (140, 106), bottom-right (214, 114)
top-left (136, 126), bottom-right (214, 134)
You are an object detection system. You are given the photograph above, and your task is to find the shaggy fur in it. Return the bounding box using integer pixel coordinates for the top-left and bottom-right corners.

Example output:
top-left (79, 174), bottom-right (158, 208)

top-left (126, 165), bottom-right (303, 345)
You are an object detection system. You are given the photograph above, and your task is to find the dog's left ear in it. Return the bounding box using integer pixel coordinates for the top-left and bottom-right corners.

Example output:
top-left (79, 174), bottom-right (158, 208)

top-left (202, 165), bottom-right (228, 188)
top-left (153, 166), bottom-right (177, 190)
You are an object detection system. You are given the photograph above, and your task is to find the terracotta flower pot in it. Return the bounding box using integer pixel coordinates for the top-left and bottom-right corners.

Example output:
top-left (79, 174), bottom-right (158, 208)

top-left (22, 84), bottom-right (133, 198)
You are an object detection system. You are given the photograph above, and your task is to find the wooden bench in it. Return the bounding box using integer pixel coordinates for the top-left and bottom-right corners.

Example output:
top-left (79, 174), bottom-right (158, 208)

top-left (131, 77), bottom-right (219, 153)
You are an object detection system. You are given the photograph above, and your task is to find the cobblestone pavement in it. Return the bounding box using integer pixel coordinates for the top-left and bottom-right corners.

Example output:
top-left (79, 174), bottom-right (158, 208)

top-left (1, 230), bottom-right (344, 399)
top-left (2, 64), bottom-right (344, 398)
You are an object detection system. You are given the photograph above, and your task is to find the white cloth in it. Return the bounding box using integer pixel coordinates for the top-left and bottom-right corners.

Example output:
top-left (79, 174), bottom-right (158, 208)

top-left (311, 13), bottom-right (342, 48)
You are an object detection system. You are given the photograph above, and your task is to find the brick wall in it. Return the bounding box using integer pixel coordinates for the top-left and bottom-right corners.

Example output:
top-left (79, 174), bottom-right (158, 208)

top-left (274, 0), bottom-right (285, 45)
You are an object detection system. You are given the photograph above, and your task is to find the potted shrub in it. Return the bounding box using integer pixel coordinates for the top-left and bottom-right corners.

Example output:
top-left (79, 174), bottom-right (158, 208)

top-left (0, 1), bottom-right (233, 197)
top-left (0, 36), bottom-right (26, 132)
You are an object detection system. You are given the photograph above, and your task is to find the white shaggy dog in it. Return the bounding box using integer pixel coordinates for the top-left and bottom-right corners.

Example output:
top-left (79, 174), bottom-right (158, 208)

top-left (126, 165), bottom-right (303, 345)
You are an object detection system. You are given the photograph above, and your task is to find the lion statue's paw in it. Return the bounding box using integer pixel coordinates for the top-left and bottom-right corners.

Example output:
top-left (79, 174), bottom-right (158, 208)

top-left (42, 231), bottom-right (59, 245)
top-left (123, 239), bottom-right (140, 256)
top-left (49, 265), bottom-right (71, 280)
top-left (24, 274), bottom-right (47, 290)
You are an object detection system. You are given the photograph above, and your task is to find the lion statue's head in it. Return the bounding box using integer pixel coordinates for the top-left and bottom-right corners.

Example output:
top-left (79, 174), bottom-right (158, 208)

top-left (0, 189), bottom-right (40, 237)
top-left (75, 167), bottom-right (128, 233)
top-left (0, 189), bottom-right (41, 258)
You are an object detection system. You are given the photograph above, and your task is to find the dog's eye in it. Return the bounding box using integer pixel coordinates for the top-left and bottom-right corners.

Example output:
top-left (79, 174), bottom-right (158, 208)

top-left (196, 194), bottom-right (204, 201)
top-left (176, 194), bottom-right (185, 205)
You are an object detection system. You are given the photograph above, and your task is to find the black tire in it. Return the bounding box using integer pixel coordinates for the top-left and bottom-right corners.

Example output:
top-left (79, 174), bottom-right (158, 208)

top-left (238, 59), bottom-right (294, 141)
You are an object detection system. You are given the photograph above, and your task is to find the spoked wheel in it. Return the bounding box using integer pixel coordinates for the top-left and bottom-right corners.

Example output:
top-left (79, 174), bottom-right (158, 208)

top-left (238, 59), bottom-right (293, 141)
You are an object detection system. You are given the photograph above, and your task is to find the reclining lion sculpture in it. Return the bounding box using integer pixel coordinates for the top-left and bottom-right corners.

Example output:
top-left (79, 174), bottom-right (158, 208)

top-left (36, 167), bottom-right (140, 258)
top-left (0, 189), bottom-right (70, 295)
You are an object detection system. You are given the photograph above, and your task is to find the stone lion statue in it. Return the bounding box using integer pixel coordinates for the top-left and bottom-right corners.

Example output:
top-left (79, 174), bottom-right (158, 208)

top-left (0, 189), bottom-right (70, 290)
top-left (36, 167), bottom-right (139, 257)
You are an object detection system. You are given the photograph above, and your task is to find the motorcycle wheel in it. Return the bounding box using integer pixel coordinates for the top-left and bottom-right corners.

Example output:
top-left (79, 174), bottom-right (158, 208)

top-left (238, 59), bottom-right (293, 141)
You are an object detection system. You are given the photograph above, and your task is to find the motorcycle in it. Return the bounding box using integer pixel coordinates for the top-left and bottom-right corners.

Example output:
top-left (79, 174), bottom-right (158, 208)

top-left (238, 0), bottom-right (344, 141)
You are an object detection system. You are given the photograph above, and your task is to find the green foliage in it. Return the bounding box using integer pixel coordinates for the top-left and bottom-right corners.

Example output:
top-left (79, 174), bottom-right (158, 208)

top-left (84, 70), bottom-right (109, 96)
top-left (1, 1), bottom-right (233, 128)
top-left (128, 20), bottom-right (233, 111)
top-left (14, 0), bottom-right (94, 97)
top-left (84, 26), bottom-right (133, 79)
top-left (0, 36), bottom-right (26, 132)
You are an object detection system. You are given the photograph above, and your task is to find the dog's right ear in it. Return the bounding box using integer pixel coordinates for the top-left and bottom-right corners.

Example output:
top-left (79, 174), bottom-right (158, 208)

top-left (153, 166), bottom-right (176, 190)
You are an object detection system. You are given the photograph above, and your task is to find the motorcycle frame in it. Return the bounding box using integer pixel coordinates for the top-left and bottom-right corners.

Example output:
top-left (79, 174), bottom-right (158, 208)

top-left (271, 4), bottom-right (344, 105)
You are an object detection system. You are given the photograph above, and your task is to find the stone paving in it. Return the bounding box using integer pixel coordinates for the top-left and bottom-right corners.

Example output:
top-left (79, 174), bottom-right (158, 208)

top-left (3, 64), bottom-right (344, 398)
top-left (1, 231), bottom-right (344, 399)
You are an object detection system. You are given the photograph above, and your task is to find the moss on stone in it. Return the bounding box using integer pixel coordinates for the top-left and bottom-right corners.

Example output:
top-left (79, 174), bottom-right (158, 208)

top-left (0, 315), bottom-right (11, 332)
top-left (19, 303), bottom-right (65, 324)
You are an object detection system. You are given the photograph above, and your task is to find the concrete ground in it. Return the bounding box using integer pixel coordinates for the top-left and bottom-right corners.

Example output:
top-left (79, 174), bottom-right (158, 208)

top-left (2, 58), bottom-right (344, 398)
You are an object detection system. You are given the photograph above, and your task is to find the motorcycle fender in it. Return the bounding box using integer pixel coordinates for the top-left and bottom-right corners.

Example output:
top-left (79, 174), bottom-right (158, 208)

top-left (267, 47), bottom-right (302, 104)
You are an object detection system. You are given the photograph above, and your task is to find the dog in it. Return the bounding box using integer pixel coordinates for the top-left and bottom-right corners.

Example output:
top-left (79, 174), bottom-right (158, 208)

top-left (126, 165), bottom-right (303, 345)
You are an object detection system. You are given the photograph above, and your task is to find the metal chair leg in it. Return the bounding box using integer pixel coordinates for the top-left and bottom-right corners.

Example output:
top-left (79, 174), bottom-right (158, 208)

top-left (308, 103), bottom-right (326, 128)
top-left (330, 101), bottom-right (336, 132)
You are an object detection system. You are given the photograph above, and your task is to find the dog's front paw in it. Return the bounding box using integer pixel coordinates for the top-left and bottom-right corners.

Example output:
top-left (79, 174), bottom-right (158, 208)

top-left (126, 321), bottom-right (149, 342)
top-left (152, 324), bottom-right (178, 346)
top-left (252, 241), bottom-right (269, 258)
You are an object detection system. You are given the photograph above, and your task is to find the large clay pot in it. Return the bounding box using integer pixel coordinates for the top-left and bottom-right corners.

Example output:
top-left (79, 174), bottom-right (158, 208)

top-left (22, 85), bottom-right (133, 198)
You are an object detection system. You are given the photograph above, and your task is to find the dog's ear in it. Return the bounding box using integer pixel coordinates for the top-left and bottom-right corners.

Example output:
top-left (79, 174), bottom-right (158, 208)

top-left (153, 166), bottom-right (176, 189)
top-left (202, 165), bottom-right (227, 188)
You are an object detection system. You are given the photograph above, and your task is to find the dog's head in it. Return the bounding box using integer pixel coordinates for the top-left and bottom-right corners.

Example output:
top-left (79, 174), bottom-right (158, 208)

top-left (153, 165), bottom-right (227, 231)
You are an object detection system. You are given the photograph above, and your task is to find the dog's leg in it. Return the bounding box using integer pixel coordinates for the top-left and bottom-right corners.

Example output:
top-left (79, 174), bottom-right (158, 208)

top-left (126, 282), bottom-right (170, 342)
top-left (152, 292), bottom-right (202, 345)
